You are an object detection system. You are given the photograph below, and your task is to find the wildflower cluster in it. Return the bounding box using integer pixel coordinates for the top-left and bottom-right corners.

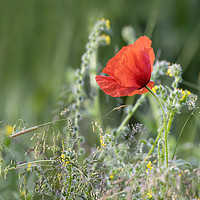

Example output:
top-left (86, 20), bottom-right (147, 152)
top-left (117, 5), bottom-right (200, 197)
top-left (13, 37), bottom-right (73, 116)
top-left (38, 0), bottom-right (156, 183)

top-left (151, 84), bottom-right (194, 113)
top-left (146, 161), bottom-right (153, 172)
top-left (89, 131), bottom-right (200, 199)
top-left (27, 163), bottom-right (32, 171)
top-left (61, 154), bottom-right (69, 164)
top-left (147, 190), bottom-right (153, 198)
top-left (72, 18), bottom-right (111, 152)
top-left (180, 89), bottom-right (191, 101)
top-left (151, 60), bottom-right (170, 81)
top-left (145, 62), bottom-right (198, 165)
top-left (153, 63), bottom-right (197, 113)
top-left (167, 64), bottom-right (182, 89)
top-left (100, 135), bottom-right (106, 147)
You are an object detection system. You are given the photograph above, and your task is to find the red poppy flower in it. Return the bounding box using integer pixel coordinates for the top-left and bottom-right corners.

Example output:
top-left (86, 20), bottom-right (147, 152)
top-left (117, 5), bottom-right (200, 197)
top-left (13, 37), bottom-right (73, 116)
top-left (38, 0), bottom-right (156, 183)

top-left (95, 36), bottom-right (155, 97)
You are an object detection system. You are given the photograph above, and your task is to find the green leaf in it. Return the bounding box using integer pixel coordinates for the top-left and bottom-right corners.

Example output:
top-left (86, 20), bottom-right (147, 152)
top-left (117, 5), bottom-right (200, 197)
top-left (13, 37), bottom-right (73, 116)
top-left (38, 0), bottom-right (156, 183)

top-left (174, 159), bottom-right (192, 168)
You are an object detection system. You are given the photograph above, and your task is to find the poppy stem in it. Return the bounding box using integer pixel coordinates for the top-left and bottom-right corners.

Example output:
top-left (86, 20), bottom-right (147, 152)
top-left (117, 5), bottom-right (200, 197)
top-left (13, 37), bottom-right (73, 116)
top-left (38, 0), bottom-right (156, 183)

top-left (145, 85), bottom-right (168, 168)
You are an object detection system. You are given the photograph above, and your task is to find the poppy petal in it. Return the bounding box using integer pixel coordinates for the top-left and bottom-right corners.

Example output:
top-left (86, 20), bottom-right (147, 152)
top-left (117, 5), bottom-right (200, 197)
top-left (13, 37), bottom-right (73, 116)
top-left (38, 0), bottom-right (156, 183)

top-left (128, 81), bottom-right (154, 96)
top-left (102, 36), bottom-right (155, 88)
top-left (102, 46), bottom-right (141, 88)
top-left (127, 36), bottom-right (154, 85)
top-left (95, 75), bottom-right (138, 97)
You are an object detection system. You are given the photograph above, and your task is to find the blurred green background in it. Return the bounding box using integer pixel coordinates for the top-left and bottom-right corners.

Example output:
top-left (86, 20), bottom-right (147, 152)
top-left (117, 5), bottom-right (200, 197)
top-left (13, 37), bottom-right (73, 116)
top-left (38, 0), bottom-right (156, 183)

top-left (0, 0), bottom-right (199, 155)
top-left (0, 0), bottom-right (200, 123)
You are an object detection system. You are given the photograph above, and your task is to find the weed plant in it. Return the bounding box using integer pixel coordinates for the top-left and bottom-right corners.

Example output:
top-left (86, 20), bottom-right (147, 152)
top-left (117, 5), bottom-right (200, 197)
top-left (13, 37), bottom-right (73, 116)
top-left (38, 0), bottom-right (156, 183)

top-left (0, 19), bottom-right (199, 200)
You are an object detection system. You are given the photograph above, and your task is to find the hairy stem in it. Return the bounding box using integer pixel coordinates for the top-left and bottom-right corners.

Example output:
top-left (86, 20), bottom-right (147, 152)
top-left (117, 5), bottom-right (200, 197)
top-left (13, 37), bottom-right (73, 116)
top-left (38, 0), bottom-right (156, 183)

top-left (7, 160), bottom-right (55, 171)
top-left (145, 86), bottom-right (168, 168)
top-left (66, 165), bottom-right (72, 200)
top-left (147, 124), bottom-right (164, 157)
top-left (167, 112), bottom-right (174, 136)
top-left (158, 139), bottom-right (165, 167)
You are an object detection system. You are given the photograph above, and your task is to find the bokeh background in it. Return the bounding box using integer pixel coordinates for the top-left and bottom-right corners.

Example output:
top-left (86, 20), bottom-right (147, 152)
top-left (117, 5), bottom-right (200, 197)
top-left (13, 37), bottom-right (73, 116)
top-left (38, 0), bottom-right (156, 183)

top-left (0, 0), bottom-right (199, 159)
top-left (1, 0), bottom-right (200, 122)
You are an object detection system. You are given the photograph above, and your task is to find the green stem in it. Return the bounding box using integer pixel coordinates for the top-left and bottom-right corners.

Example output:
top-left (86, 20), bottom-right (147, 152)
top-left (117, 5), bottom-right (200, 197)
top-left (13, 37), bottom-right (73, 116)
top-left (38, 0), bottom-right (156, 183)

top-left (145, 86), bottom-right (168, 168)
top-left (66, 165), bottom-right (72, 200)
top-left (158, 139), bottom-right (165, 167)
top-left (148, 110), bottom-right (174, 158)
top-left (75, 93), bottom-right (81, 152)
top-left (116, 94), bottom-right (146, 136)
top-left (172, 107), bottom-right (200, 159)
top-left (7, 160), bottom-right (55, 171)
top-left (167, 112), bottom-right (174, 136)
top-left (147, 124), bottom-right (164, 157)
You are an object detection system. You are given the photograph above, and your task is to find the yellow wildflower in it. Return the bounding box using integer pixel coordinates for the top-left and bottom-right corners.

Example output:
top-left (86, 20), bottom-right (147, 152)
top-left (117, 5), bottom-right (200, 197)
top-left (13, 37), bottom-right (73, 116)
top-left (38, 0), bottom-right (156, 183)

top-left (61, 154), bottom-right (65, 158)
top-left (180, 90), bottom-right (191, 101)
top-left (101, 34), bottom-right (111, 45)
top-left (187, 90), bottom-right (191, 95)
top-left (109, 174), bottom-right (114, 179)
top-left (61, 154), bottom-right (66, 161)
top-left (101, 18), bottom-right (110, 29)
top-left (152, 88), bottom-right (156, 94)
top-left (60, 154), bottom-right (70, 165)
top-left (64, 157), bottom-right (70, 165)
top-left (166, 66), bottom-right (173, 77)
top-left (27, 163), bottom-right (32, 171)
top-left (65, 161), bottom-right (69, 165)
top-left (179, 170), bottom-right (183, 176)
top-left (6, 125), bottom-right (13, 136)
top-left (147, 190), bottom-right (153, 198)
top-left (166, 69), bottom-right (170, 75)
top-left (152, 85), bottom-right (158, 94)
top-left (100, 135), bottom-right (106, 147)
top-left (106, 19), bottom-right (110, 30)
top-left (146, 161), bottom-right (152, 170)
